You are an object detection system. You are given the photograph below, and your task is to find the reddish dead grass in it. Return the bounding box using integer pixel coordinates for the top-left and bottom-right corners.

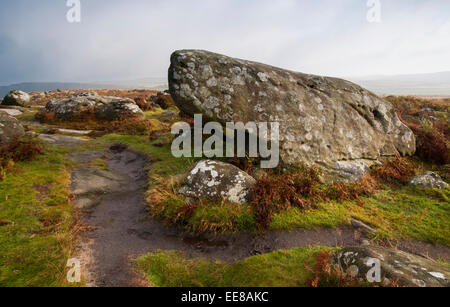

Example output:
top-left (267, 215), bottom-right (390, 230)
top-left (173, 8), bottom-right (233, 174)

top-left (0, 136), bottom-right (43, 180)
top-left (248, 156), bottom-right (415, 232)
top-left (387, 96), bottom-right (449, 165)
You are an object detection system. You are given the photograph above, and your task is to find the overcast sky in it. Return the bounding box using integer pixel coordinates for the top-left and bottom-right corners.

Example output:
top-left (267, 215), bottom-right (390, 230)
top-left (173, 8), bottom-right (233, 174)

top-left (0, 0), bottom-right (449, 85)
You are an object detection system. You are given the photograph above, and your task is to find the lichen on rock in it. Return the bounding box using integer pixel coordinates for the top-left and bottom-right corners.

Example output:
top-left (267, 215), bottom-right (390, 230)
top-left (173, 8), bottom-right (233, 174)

top-left (179, 160), bottom-right (256, 204)
top-left (333, 246), bottom-right (450, 287)
top-left (43, 92), bottom-right (144, 121)
top-left (168, 50), bottom-right (416, 183)
top-left (1, 90), bottom-right (31, 107)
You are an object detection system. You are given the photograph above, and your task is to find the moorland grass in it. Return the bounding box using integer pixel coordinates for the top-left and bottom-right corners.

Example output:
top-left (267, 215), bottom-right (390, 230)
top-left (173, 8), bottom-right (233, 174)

top-left (0, 146), bottom-right (77, 286)
top-left (136, 246), bottom-right (336, 287)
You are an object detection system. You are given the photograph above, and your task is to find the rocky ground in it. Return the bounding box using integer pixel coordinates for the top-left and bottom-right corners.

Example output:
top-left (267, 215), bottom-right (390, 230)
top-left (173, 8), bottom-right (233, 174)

top-left (0, 54), bottom-right (449, 287)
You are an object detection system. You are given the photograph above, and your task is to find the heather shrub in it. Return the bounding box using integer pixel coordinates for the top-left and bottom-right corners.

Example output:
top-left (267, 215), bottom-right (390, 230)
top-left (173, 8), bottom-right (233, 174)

top-left (387, 96), bottom-right (449, 165)
top-left (151, 94), bottom-right (175, 110)
top-left (0, 136), bottom-right (43, 180)
top-left (135, 97), bottom-right (154, 111)
top-left (371, 156), bottom-right (416, 185)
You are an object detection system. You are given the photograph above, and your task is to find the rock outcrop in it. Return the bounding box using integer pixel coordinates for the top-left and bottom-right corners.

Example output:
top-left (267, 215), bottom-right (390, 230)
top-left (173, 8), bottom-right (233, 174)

top-left (168, 50), bottom-right (416, 182)
top-left (2, 90), bottom-right (31, 107)
top-left (333, 246), bottom-right (450, 287)
top-left (410, 171), bottom-right (449, 190)
top-left (43, 92), bottom-right (144, 121)
top-left (0, 113), bottom-right (25, 144)
top-left (179, 160), bottom-right (256, 204)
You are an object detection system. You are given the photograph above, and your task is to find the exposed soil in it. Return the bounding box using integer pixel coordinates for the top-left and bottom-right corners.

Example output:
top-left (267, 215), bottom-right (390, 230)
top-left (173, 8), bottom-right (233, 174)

top-left (71, 145), bottom-right (450, 287)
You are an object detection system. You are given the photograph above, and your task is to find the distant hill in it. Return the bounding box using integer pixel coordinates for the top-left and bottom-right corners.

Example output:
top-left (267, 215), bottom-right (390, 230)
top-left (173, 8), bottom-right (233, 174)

top-left (348, 71), bottom-right (450, 96)
top-left (0, 78), bottom-right (168, 97)
top-left (2, 72), bottom-right (450, 97)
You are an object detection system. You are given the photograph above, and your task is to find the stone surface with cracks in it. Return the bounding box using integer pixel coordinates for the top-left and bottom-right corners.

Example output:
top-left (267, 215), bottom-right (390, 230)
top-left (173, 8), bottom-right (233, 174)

top-left (168, 50), bottom-right (416, 183)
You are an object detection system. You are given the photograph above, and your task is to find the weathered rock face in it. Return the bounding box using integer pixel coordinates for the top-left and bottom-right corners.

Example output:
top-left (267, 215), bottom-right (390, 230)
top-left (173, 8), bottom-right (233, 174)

top-left (169, 50), bottom-right (416, 182)
top-left (410, 171), bottom-right (449, 190)
top-left (333, 246), bottom-right (450, 287)
top-left (2, 90), bottom-right (31, 107)
top-left (179, 160), bottom-right (256, 204)
top-left (44, 92), bottom-right (144, 121)
top-left (0, 113), bottom-right (25, 144)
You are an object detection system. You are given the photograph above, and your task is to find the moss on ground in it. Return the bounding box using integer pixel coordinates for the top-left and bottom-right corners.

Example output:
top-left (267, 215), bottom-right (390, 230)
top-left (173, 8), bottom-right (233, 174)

top-left (271, 186), bottom-right (450, 245)
top-left (0, 146), bottom-right (77, 286)
top-left (136, 246), bottom-right (336, 287)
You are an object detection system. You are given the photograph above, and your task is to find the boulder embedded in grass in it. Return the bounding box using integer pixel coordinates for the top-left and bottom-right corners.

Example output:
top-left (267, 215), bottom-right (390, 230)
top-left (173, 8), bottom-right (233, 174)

top-left (2, 90), bottom-right (31, 107)
top-left (179, 160), bottom-right (256, 204)
top-left (43, 92), bottom-right (144, 121)
top-left (0, 113), bottom-right (25, 144)
top-left (410, 171), bottom-right (449, 190)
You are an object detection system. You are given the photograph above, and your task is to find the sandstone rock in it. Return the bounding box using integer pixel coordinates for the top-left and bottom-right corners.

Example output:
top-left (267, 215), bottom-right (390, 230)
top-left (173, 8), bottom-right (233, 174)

top-left (333, 246), bottom-right (450, 287)
top-left (0, 113), bottom-right (25, 144)
top-left (169, 50), bottom-right (416, 182)
top-left (44, 92), bottom-right (144, 121)
top-left (179, 160), bottom-right (256, 204)
top-left (0, 108), bottom-right (23, 117)
top-left (410, 171), bottom-right (449, 190)
top-left (38, 134), bottom-right (88, 147)
top-left (2, 90), bottom-right (30, 107)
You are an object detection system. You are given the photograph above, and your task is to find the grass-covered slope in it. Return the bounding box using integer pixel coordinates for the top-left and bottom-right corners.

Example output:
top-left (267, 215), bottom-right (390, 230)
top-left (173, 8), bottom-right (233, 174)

top-left (136, 247), bottom-right (336, 287)
top-left (0, 147), bottom-right (76, 286)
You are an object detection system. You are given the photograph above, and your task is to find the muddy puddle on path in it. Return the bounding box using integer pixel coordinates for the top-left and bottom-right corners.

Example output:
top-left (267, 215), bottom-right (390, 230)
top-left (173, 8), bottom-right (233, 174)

top-left (71, 145), bottom-right (450, 287)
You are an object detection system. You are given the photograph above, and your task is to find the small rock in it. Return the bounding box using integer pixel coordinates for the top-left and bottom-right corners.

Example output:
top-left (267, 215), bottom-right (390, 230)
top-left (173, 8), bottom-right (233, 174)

top-left (0, 108), bottom-right (23, 116)
top-left (410, 171), bottom-right (449, 190)
top-left (38, 134), bottom-right (88, 147)
top-left (2, 90), bottom-right (31, 107)
top-left (162, 111), bottom-right (177, 117)
top-left (43, 92), bottom-right (144, 121)
top-left (179, 160), bottom-right (256, 204)
top-left (350, 218), bottom-right (376, 234)
top-left (57, 128), bottom-right (93, 135)
top-left (0, 113), bottom-right (25, 144)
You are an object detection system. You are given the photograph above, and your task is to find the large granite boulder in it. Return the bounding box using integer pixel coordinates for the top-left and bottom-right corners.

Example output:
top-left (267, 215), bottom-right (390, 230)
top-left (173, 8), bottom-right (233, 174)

top-left (333, 246), bottom-right (450, 287)
top-left (0, 113), bottom-right (25, 144)
top-left (179, 160), bottom-right (256, 204)
top-left (44, 92), bottom-right (144, 121)
top-left (410, 171), bottom-right (449, 190)
top-left (2, 90), bottom-right (31, 107)
top-left (168, 50), bottom-right (416, 182)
